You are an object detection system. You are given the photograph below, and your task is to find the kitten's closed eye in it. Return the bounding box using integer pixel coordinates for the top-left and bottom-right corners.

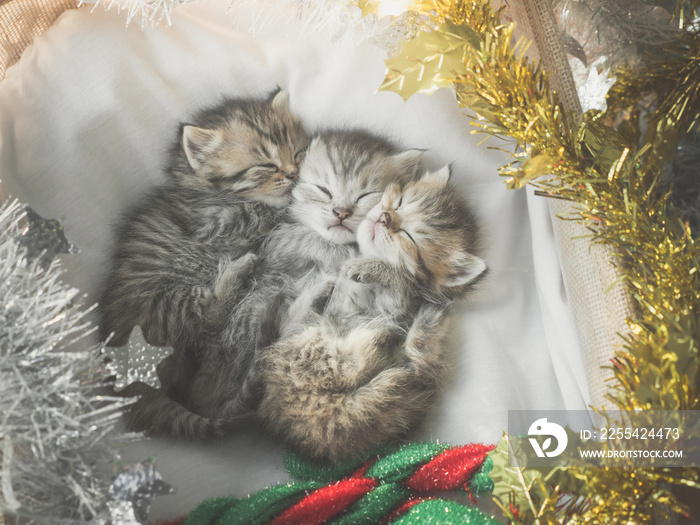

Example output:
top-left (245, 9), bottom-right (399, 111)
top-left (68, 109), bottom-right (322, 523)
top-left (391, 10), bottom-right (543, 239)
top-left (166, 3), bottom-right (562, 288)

top-left (356, 191), bottom-right (379, 203)
top-left (400, 228), bottom-right (417, 246)
top-left (259, 163), bottom-right (278, 171)
top-left (295, 150), bottom-right (306, 163)
top-left (315, 185), bottom-right (332, 199)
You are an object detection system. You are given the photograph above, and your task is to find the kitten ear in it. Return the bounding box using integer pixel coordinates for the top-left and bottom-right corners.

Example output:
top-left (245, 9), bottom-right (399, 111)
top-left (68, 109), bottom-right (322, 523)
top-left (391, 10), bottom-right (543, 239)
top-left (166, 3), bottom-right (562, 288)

top-left (382, 149), bottom-right (424, 183)
top-left (421, 165), bottom-right (452, 187)
top-left (182, 125), bottom-right (223, 172)
top-left (271, 90), bottom-right (290, 111)
top-left (445, 252), bottom-right (487, 289)
top-left (300, 136), bottom-right (325, 163)
top-left (307, 135), bottom-right (323, 152)
top-left (394, 149), bottom-right (424, 177)
top-left (295, 136), bottom-right (327, 183)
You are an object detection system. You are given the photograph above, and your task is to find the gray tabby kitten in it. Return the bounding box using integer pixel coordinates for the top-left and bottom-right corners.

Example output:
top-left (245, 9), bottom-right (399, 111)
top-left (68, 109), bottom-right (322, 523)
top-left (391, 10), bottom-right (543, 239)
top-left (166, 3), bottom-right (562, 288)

top-left (221, 130), bottom-right (425, 345)
top-left (258, 166), bottom-right (487, 462)
top-left (121, 130), bottom-right (423, 438)
top-left (99, 91), bottom-right (309, 391)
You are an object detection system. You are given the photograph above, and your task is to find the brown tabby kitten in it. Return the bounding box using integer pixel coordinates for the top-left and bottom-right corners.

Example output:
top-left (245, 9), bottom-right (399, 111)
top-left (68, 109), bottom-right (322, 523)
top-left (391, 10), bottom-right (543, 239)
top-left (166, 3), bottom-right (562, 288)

top-left (99, 91), bottom-right (309, 396)
top-left (257, 166), bottom-right (487, 462)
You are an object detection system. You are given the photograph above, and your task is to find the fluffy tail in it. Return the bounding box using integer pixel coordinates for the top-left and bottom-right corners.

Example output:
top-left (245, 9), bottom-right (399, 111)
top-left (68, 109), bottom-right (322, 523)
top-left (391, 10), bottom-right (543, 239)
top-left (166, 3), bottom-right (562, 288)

top-left (120, 382), bottom-right (253, 440)
top-left (260, 305), bottom-right (453, 462)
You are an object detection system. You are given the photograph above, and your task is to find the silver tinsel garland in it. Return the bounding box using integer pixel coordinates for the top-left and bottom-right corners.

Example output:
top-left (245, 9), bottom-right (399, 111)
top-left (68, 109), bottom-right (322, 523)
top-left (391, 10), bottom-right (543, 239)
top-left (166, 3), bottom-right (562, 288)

top-left (81, 0), bottom-right (419, 51)
top-left (0, 199), bottom-right (158, 524)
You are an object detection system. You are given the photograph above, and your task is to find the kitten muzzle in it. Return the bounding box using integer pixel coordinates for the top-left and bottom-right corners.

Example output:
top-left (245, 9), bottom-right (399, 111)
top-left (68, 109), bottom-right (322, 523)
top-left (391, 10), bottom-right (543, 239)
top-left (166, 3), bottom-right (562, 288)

top-left (368, 215), bottom-right (391, 241)
top-left (379, 211), bottom-right (392, 228)
top-left (332, 207), bottom-right (352, 221)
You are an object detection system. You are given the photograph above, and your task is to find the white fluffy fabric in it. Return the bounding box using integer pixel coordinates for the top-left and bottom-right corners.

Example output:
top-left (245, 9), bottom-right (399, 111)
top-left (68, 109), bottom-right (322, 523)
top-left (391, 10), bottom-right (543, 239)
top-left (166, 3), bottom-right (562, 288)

top-left (0, 2), bottom-right (590, 520)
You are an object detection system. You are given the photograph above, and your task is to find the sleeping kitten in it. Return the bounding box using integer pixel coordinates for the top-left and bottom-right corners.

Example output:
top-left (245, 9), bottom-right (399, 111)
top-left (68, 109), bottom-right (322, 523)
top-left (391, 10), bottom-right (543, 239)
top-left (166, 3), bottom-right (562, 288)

top-left (221, 130), bottom-right (424, 342)
top-left (120, 130), bottom-right (424, 438)
top-left (257, 166), bottom-right (487, 462)
top-left (99, 91), bottom-right (309, 388)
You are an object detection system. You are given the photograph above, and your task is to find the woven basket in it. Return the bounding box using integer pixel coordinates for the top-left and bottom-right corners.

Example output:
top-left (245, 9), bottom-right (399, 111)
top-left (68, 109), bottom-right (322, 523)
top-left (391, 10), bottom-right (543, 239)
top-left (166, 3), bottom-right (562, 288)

top-left (0, 2), bottom-right (644, 524)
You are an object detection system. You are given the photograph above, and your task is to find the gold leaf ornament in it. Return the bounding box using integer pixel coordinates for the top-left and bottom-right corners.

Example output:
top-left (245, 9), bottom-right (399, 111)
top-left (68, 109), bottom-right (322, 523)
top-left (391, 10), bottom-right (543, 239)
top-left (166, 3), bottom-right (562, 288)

top-left (379, 23), bottom-right (479, 100)
top-left (503, 153), bottom-right (558, 190)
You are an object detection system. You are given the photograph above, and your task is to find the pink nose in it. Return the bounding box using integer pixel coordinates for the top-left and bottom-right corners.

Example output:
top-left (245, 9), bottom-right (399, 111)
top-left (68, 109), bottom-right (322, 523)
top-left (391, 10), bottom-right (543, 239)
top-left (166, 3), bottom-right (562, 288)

top-left (284, 170), bottom-right (298, 181)
top-left (378, 211), bottom-right (391, 227)
top-left (333, 208), bottom-right (352, 221)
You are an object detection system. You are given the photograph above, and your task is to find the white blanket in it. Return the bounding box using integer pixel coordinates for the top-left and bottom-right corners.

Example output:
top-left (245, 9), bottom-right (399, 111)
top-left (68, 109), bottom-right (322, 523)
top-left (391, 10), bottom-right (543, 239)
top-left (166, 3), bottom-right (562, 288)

top-left (0, 3), bottom-right (590, 519)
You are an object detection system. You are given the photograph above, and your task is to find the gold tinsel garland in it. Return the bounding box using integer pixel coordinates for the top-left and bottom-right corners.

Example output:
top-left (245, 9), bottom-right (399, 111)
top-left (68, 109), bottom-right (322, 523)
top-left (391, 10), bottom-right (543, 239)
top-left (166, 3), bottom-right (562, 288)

top-left (374, 0), bottom-right (699, 522)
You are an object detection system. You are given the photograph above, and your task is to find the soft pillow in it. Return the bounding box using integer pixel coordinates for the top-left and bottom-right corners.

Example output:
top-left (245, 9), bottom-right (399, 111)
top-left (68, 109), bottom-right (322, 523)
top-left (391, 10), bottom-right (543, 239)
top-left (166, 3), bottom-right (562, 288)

top-left (0, 2), bottom-right (589, 519)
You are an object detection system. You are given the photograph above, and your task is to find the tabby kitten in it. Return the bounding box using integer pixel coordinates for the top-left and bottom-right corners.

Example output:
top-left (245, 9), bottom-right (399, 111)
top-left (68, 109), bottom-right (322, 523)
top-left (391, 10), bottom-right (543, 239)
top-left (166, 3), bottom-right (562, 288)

top-left (180, 130), bottom-right (423, 419)
top-left (99, 91), bottom-right (309, 359)
top-left (257, 166), bottom-right (487, 462)
top-left (121, 130), bottom-right (423, 439)
top-left (218, 130), bottom-right (425, 347)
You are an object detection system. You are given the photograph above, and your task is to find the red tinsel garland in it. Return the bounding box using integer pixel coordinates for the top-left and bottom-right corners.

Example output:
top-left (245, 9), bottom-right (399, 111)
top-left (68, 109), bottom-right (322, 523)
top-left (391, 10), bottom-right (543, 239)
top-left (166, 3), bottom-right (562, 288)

top-left (179, 442), bottom-right (499, 525)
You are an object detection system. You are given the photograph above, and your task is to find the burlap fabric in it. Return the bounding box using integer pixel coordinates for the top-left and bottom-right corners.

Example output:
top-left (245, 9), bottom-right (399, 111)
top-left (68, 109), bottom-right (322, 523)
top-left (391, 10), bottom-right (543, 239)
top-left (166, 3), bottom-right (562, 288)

top-left (0, 0), bottom-right (628, 410)
top-left (0, 0), bottom-right (79, 81)
top-left (505, 0), bottom-right (633, 409)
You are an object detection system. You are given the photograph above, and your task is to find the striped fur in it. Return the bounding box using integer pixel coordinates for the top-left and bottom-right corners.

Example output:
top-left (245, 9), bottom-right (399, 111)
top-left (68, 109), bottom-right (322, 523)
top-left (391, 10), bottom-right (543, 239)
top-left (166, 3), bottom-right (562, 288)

top-left (171, 130), bottom-right (425, 431)
top-left (99, 92), bottom-right (309, 438)
top-left (99, 91), bottom-right (309, 352)
top-left (120, 381), bottom-right (254, 440)
top-left (257, 167), bottom-right (488, 462)
top-left (116, 130), bottom-right (424, 440)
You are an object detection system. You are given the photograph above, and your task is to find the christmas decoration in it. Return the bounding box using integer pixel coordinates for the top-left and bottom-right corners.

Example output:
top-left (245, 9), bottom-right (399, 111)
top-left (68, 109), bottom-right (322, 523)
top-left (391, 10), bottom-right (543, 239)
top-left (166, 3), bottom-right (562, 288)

top-left (87, 0), bottom-right (375, 36)
top-left (103, 326), bottom-right (173, 390)
top-left (570, 57), bottom-right (616, 112)
top-left (15, 205), bottom-right (76, 268)
top-left (554, 0), bottom-right (679, 70)
top-left (0, 199), bottom-right (167, 524)
top-left (182, 442), bottom-right (498, 525)
top-left (378, 0), bottom-right (700, 521)
top-left (2, 0), bottom-right (699, 522)
top-left (108, 460), bottom-right (175, 524)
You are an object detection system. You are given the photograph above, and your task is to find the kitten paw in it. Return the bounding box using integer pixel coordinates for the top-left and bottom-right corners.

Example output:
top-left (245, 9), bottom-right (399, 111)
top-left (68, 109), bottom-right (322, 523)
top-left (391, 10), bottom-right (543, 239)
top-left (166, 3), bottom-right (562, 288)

top-left (229, 252), bottom-right (258, 277)
top-left (214, 253), bottom-right (257, 297)
top-left (342, 260), bottom-right (367, 283)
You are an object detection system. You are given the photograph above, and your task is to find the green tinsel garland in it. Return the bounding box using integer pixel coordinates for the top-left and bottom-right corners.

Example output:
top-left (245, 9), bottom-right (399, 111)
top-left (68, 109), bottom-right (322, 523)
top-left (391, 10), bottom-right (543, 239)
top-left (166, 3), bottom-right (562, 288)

top-left (182, 442), bottom-right (498, 525)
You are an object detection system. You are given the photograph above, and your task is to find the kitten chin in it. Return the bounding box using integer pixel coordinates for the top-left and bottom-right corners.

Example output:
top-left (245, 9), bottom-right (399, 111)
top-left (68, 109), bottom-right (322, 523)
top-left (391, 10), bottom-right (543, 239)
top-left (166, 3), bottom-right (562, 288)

top-left (323, 224), bottom-right (357, 244)
top-left (355, 216), bottom-right (383, 257)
